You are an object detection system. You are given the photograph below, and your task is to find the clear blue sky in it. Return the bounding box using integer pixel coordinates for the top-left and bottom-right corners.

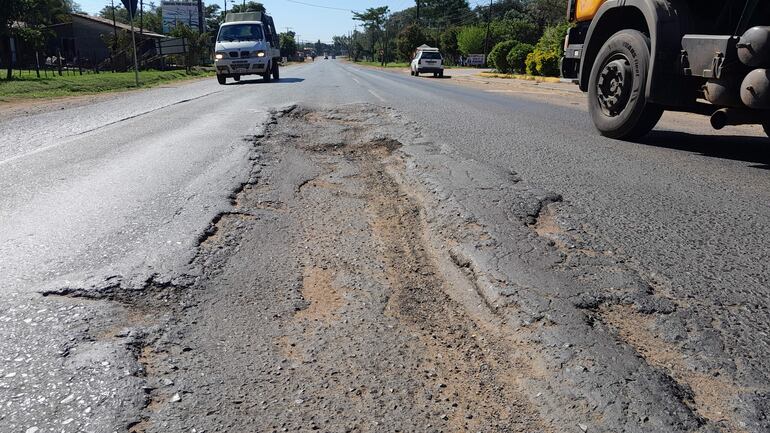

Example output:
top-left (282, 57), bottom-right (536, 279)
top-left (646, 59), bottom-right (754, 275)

top-left (77, 0), bottom-right (423, 43)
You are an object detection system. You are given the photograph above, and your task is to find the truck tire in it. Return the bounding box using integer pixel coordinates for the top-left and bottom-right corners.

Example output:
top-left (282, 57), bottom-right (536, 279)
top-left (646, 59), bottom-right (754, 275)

top-left (272, 62), bottom-right (280, 80)
top-left (263, 63), bottom-right (272, 83)
top-left (216, 74), bottom-right (226, 85)
top-left (588, 30), bottom-right (663, 139)
top-left (233, 75), bottom-right (240, 82)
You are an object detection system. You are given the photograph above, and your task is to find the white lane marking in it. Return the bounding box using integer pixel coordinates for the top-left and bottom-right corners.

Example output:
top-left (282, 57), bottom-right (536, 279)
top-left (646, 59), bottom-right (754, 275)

top-left (367, 89), bottom-right (386, 102)
top-left (352, 77), bottom-right (361, 84)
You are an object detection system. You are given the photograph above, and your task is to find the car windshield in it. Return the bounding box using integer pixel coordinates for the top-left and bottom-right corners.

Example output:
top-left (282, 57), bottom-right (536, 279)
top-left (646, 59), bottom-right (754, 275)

top-left (420, 52), bottom-right (442, 60)
top-left (218, 24), bottom-right (264, 42)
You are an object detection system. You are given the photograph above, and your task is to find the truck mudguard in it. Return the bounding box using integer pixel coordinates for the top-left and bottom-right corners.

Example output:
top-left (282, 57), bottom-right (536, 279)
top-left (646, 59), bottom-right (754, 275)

top-left (579, 0), bottom-right (685, 105)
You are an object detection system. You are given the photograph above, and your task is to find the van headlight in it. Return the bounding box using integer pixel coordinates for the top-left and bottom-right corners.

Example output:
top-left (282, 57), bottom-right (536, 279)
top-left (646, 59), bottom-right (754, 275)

top-left (215, 53), bottom-right (224, 60)
top-left (255, 51), bottom-right (266, 57)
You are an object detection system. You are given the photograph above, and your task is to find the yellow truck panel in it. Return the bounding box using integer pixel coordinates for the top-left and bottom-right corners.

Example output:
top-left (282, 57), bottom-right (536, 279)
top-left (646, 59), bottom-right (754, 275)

top-left (576, 0), bottom-right (607, 22)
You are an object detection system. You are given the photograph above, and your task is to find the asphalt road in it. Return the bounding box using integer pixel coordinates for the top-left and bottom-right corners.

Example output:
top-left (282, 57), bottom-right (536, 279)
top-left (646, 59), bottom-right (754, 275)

top-left (1, 59), bottom-right (769, 431)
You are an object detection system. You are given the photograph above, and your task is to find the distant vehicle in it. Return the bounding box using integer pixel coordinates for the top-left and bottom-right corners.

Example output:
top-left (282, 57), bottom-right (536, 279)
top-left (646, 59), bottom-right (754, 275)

top-left (332, 54), bottom-right (336, 59)
top-left (213, 12), bottom-right (281, 85)
top-left (562, 0), bottom-right (770, 139)
top-left (410, 45), bottom-right (444, 78)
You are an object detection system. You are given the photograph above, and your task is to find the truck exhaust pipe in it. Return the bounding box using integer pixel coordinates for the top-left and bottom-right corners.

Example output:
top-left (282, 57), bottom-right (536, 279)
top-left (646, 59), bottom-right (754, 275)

top-left (710, 108), bottom-right (767, 130)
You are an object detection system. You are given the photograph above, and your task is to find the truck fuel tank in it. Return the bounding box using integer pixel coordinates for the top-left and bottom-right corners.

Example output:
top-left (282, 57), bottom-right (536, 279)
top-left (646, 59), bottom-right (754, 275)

top-left (737, 26), bottom-right (770, 68)
top-left (740, 68), bottom-right (770, 109)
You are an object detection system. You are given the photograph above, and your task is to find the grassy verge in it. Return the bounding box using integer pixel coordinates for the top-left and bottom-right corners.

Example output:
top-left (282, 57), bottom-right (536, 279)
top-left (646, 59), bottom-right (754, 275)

top-left (0, 69), bottom-right (214, 102)
top-left (478, 72), bottom-right (561, 83)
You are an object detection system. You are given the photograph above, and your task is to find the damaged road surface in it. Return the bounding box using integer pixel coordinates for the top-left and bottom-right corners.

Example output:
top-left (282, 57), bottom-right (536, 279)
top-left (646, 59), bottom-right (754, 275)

top-left (2, 59), bottom-right (769, 433)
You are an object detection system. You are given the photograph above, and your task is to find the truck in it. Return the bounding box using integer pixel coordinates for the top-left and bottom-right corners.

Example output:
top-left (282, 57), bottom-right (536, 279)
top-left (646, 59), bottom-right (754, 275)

top-left (214, 12), bottom-right (281, 85)
top-left (561, 0), bottom-right (770, 139)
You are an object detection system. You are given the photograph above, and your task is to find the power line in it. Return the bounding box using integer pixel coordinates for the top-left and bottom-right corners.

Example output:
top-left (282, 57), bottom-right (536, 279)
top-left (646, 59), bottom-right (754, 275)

top-left (282, 0), bottom-right (351, 12)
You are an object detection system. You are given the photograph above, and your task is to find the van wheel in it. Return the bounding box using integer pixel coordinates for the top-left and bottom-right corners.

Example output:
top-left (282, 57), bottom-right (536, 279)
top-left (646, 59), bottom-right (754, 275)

top-left (588, 29), bottom-right (664, 139)
top-left (439, 70), bottom-right (444, 78)
top-left (263, 63), bottom-right (272, 82)
top-left (216, 74), bottom-right (226, 85)
top-left (233, 75), bottom-right (240, 82)
top-left (410, 70), bottom-right (414, 76)
top-left (415, 71), bottom-right (419, 77)
top-left (272, 62), bottom-right (280, 80)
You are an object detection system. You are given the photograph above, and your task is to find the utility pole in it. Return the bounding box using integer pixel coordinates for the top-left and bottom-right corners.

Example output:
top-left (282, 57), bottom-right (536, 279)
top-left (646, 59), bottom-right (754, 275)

top-left (483, 0), bottom-right (492, 67)
top-left (128, 0), bottom-right (140, 86)
top-left (139, 0), bottom-right (143, 35)
top-left (111, 0), bottom-right (117, 72)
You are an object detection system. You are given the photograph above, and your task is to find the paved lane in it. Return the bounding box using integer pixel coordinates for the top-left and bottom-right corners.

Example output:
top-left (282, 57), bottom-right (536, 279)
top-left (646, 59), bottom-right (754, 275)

top-left (336, 60), bottom-right (770, 409)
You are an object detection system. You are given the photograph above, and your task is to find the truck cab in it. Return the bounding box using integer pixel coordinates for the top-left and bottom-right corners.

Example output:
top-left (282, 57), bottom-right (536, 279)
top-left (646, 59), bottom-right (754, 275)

top-left (411, 45), bottom-right (444, 78)
top-left (562, 0), bottom-right (770, 139)
top-left (214, 12), bottom-right (281, 85)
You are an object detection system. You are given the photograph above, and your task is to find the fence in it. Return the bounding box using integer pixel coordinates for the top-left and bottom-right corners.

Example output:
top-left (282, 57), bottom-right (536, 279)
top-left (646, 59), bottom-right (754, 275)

top-left (1, 37), bottom-right (197, 79)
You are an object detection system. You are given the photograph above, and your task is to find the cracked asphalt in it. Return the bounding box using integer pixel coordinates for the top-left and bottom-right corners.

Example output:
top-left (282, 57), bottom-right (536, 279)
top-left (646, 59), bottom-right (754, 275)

top-left (1, 59), bottom-right (769, 432)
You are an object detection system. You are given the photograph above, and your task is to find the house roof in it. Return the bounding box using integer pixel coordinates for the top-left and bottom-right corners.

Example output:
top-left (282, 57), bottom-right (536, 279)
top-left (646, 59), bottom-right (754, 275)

top-left (71, 13), bottom-right (166, 38)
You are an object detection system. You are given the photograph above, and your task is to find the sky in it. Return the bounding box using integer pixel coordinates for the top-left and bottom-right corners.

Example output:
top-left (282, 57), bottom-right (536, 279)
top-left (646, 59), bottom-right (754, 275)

top-left (77, 0), bottom-right (423, 43)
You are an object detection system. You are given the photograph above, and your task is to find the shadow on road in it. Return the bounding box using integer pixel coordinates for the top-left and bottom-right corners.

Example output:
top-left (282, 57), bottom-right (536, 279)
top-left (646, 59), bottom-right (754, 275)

top-left (228, 77), bottom-right (305, 85)
top-left (638, 130), bottom-right (770, 169)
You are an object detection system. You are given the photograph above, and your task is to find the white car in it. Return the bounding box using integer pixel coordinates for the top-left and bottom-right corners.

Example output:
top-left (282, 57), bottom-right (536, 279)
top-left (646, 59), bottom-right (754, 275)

top-left (410, 47), bottom-right (444, 78)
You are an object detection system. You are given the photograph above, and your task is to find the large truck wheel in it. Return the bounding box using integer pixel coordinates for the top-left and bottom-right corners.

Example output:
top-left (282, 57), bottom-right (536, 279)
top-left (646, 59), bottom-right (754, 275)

top-left (588, 30), bottom-right (664, 139)
top-left (233, 75), bottom-right (240, 82)
top-left (272, 62), bottom-right (280, 80)
top-left (216, 74), bottom-right (226, 85)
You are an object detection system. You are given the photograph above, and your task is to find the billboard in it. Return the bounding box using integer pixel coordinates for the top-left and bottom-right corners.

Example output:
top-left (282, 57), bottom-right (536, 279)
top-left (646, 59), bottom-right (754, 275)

top-left (466, 54), bottom-right (485, 66)
top-left (162, 1), bottom-right (201, 33)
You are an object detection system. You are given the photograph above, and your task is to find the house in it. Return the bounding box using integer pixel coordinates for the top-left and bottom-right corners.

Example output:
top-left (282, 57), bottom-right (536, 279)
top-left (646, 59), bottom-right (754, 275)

top-left (46, 13), bottom-right (166, 66)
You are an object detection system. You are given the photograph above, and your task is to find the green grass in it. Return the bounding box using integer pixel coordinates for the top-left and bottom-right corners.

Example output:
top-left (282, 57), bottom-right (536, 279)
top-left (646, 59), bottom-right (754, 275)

top-left (0, 69), bottom-right (214, 102)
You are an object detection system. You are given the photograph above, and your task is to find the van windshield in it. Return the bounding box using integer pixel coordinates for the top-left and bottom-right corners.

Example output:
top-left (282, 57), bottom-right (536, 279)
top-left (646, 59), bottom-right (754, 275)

top-left (218, 24), bottom-right (264, 42)
top-left (421, 52), bottom-right (442, 60)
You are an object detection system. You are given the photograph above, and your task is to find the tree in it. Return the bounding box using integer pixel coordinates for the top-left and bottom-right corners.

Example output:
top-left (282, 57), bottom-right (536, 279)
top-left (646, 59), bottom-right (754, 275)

top-left (440, 27), bottom-right (459, 64)
top-left (527, 0), bottom-right (565, 27)
top-left (353, 6), bottom-right (389, 63)
top-left (491, 18), bottom-right (539, 46)
top-left (396, 24), bottom-right (425, 62)
top-left (279, 31), bottom-right (296, 58)
top-left (229, 1), bottom-right (265, 13)
top-left (170, 23), bottom-right (209, 70)
top-left (2, 0), bottom-right (77, 79)
top-left (456, 25), bottom-right (485, 56)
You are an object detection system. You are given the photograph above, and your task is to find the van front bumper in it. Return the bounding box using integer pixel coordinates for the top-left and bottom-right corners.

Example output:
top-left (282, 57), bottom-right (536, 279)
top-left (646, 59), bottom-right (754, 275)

top-left (215, 58), bottom-right (269, 75)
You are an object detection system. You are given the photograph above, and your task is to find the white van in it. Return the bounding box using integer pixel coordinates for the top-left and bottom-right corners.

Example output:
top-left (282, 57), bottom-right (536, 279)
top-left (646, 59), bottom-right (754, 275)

top-left (214, 12), bottom-right (281, 85)
top-left (410, 45), bottom-right (444, 78)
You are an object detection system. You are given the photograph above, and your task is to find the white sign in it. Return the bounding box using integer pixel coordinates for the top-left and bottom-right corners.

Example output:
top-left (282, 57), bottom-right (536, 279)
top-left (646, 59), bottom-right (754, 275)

top-left (162, 1), bottom-right (201, 33)
top-left (466, 54), bottom-right (485, 66)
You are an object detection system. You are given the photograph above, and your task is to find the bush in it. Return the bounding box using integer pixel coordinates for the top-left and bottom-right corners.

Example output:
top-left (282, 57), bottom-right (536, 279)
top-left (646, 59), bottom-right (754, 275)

top-left (506, 42), bottom-right (534, 74)
top-left (524, 22), bottom-right (571, 77)
top-left (489, 40), bottom-right (518, 73)
top-left (525, 49), bottom-right (560, 76)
